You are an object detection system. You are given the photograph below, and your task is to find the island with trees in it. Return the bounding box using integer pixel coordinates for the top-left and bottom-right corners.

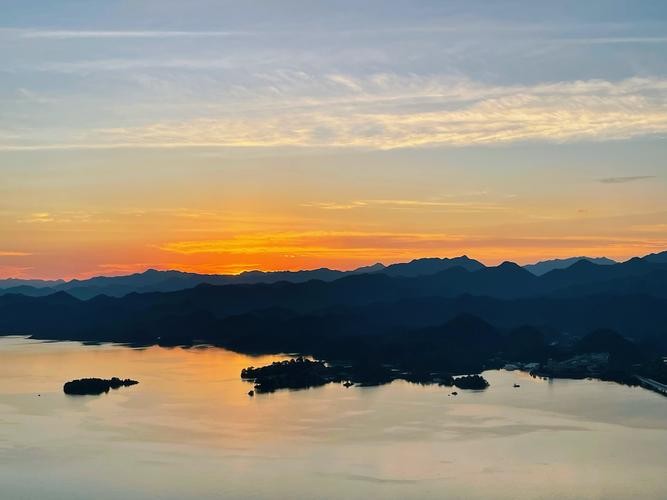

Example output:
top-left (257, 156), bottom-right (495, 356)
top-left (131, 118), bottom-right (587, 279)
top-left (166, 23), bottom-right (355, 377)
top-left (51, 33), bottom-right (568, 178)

top-left (63, 377), bottom-right (139, 395)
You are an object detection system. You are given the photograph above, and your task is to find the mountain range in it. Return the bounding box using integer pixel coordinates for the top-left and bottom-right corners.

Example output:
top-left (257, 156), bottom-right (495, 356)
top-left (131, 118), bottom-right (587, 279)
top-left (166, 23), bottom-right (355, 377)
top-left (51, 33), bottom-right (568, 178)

top-left (0, 256), bottom-right (481, 299)
top-left (0, 251), bottom-right (665, 351)
top-left (0, 254), bottom-right (627, 300)
top-left (2, 249), bottom-right (667, 388)
top-left (523, 256), bottom-right (616, 276)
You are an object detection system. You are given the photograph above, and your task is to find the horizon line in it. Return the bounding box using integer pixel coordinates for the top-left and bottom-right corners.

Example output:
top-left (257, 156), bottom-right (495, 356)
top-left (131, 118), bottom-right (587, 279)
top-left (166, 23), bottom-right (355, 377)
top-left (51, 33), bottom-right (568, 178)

top-left (0, 251), bottom-right (659, 283)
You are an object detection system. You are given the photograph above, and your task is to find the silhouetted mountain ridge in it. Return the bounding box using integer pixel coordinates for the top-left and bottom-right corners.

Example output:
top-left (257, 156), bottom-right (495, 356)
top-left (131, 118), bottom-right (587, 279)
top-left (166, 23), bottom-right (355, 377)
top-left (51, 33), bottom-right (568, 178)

top-left (643, 250), bottom-right (667, 264)
top-left (524, 256), bottom-right (616, 275)
top-left (2, 250), bottom-right (666, 391)
top-left (2, 251), bottom-right (664, 300)
top-left (379, 256), bottom-right (484, 277)
top-left (0, 257), bottom-right (481, 299)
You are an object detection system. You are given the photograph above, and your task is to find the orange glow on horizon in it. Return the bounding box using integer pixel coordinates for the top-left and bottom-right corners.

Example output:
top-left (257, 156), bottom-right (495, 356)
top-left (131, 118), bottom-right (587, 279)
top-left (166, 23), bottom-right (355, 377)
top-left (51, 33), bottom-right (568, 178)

top-left (2, 230), bottom-right (665, 281)
top-left (2, 156), bottom-right (665, 281)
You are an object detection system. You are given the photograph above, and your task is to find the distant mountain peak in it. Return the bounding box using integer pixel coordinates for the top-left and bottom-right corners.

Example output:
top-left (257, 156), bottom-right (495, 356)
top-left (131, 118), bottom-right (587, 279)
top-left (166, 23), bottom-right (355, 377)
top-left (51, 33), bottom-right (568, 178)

top-left (567, 259), bottom-right (600, 270)
top-left (382, 255), bottom-right (485, 277)
top-left (352, 262), bottom-right (385, 274)
top-left (497, 261), bottom-right (522, 270)
top-left (642, 250), bottom-right (667, 264)
top-left (524, 256), bottom-right (616, 276)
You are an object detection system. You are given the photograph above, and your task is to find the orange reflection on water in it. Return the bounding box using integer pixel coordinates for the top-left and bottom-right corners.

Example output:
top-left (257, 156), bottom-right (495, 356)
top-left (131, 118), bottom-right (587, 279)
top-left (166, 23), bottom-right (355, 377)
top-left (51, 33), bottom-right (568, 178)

top-left (2, 337), bottom-right (667, 500)
top-left (0, 337), bottom-right (288, 403)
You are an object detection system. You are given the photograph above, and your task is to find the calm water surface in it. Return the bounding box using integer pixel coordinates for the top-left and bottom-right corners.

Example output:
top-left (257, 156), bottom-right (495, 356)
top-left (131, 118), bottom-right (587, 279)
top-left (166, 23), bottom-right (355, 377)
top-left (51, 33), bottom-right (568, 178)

top-left (1, 336), bottom-right (666, 499)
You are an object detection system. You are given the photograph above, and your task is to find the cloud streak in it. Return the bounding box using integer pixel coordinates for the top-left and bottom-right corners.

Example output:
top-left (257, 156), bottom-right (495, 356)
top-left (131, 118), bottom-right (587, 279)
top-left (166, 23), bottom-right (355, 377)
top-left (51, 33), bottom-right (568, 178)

top-left (158, 231), bottom-right (667, 260)
top-left (159, 231), bottom-right (467, 256)
top-left (2, 76), bottom-right (667, 151)
top-left (0, 251), bottom-right (31, 256)
top-left (303, 198), bottom-right (507, 213)
top-left (17, 30), bottom-right (250, 39)
top-left (556, 36), bottom-right (667, 45)
top-left (599, 176), bottom-right (656, 184)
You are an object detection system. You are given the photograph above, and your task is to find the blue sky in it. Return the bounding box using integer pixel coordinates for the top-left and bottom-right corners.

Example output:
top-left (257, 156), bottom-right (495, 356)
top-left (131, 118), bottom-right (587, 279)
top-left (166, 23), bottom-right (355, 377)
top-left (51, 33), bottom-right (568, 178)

top-left (1, 1), bottom-right (666, 278)
top-left (2, 1), bottom-right (667, 150)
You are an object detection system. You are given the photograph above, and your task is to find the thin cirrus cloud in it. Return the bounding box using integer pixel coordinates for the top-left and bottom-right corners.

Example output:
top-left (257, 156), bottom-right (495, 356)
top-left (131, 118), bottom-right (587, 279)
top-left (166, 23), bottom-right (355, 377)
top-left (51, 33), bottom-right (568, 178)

top-left (158, 231), bottom-right (667, 258)
top-left (8, 25), bottom-right (667, 44)
top-left (554, 36), bottom-right (667, 45)
top-left (599, 176), bottom-right (656, 184)
top-left (15, 29), bottom-right (251, 39)
top-left (0, 251), bottom-right (31, 257)
top-left (33, 57), bottom-right (240, 73)
top-left (302, 199), bottom-right (507, 213)
top-left (16, 211), bottom-right (97, 224)
top-left (158, 231), bottom-right (467, 256)
top-left (3, 76), bottom-right (667, 151)
top-left (18, 212), bottom-right (54, 224)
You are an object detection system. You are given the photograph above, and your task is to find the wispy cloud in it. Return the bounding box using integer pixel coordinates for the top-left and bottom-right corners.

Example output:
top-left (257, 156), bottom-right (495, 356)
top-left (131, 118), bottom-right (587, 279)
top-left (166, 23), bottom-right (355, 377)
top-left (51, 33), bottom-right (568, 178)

top-left (158, 231), bottom-right (466, 256)
top-left (158, 231), bottom-right (667, 261)
top-left (17, 30), bottom-right (250, 39)
top-left (34, 58), bottom-right (240, 73)
top-left (0, 251), bottom-right (31, 257)
top-left (303, 198), bottom-right (507, 213)
top-left (599, 175), bottom-right (656, 184)
top-left (3, 76), bottom-right (667, 151)
top-left (18, 212), bottom-right (54, 223)
top-left (17, 211), bottom-right (95, 224)
top-left (557, 36), bottom-right (667, 45)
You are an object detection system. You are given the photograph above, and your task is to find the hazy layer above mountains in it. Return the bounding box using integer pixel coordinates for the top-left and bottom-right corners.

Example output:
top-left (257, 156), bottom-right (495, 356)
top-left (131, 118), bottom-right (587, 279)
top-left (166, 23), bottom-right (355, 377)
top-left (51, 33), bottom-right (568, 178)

top-left (0, 254), bottom-right (636, 300)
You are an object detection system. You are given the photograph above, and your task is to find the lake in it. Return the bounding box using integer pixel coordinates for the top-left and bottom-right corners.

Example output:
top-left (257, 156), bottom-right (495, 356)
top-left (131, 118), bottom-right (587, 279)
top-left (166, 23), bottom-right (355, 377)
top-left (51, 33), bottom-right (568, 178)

top-left (1, 335), bottom-right (666, 499)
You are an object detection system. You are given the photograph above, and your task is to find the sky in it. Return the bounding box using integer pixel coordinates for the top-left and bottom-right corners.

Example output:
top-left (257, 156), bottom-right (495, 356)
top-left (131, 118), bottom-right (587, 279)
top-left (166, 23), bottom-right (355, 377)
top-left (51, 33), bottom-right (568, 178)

top-left (1, 0), bottom-right (666, 279)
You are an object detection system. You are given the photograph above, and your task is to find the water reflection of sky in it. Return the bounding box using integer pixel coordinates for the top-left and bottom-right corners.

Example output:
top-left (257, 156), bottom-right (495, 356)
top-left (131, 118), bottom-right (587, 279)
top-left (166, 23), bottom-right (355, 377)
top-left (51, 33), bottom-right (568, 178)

top-left (1, 336), bottom-right (666, 500)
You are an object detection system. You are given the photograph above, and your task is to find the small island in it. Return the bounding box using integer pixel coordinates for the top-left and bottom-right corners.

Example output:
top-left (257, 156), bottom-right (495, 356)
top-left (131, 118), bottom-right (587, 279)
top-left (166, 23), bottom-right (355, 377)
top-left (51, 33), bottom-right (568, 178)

top-left (63, 377), bottom-right (139, 395)
top-left (241, 357), bottom-right (336, 393)
top-left (453, 374), bottom-right (490, 390)
top-left (241, 357), bottom-right (489, 394)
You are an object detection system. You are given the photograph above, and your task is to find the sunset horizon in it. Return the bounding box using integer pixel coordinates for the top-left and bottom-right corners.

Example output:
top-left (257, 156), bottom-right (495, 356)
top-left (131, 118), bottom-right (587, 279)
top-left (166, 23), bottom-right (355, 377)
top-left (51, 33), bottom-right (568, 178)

top-left (2, 2), bottom-right (666, 281)
top-left (1, 247), bottom-right (664, 281)
top-left (2, 3), bottom-right (667, 499)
